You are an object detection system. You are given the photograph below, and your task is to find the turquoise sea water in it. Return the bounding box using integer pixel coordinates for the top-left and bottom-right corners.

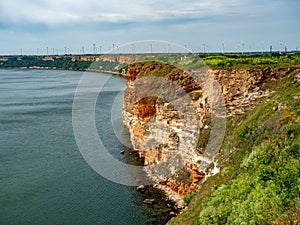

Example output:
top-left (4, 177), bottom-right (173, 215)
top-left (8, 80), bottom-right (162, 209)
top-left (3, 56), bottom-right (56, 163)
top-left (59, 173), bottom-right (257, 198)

top-left (0, 69), bottom-right (152, 225)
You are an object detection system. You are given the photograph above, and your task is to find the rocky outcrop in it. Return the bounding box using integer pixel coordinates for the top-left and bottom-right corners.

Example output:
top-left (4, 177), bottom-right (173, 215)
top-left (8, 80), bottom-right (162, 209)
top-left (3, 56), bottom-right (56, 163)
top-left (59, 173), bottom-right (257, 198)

top-left (213, 67), bottom-right (296, 116)
top-left (122, 61), bottom-right (297, 205)
top-left (123, 61), bottom-right (211, 205)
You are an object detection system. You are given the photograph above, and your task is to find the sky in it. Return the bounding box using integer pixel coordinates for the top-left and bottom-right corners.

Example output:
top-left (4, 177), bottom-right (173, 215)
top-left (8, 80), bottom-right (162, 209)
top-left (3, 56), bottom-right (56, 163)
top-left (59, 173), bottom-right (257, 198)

top-left (0, 0), bottom-right (299, 55)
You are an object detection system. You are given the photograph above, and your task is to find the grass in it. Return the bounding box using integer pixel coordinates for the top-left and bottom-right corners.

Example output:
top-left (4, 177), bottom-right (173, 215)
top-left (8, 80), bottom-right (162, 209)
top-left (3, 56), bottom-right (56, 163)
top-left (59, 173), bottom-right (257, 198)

top-left (167, 71), bottom-right (300, 225)
top-left (199, 53), bottom-right (300, 70)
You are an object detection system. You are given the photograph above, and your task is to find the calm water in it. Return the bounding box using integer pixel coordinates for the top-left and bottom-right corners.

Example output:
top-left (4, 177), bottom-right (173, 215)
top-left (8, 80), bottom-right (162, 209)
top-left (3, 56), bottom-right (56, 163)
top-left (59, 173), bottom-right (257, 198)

top-left (0, 69), bottom-right (151, 225)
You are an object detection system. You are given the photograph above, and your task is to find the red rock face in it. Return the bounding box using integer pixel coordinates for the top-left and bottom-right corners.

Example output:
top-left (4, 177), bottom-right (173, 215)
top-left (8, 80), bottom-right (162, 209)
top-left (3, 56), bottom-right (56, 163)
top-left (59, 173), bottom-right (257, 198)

top-left (125, 65), bottom-right (140, 81)
top-left (160, 164), bottom-right (205, 196)
top-left (123, 61), bottom-right (210, 197)
top-left (131, 97), bottom-right (157, 121)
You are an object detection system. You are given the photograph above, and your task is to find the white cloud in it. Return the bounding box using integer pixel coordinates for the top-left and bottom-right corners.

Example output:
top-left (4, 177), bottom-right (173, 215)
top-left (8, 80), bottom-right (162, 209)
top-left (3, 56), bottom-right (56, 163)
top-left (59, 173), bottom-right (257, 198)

top-left (0, 0), bottom-right (256, 26)
top-left (0, 0), bottom-right (298, 54)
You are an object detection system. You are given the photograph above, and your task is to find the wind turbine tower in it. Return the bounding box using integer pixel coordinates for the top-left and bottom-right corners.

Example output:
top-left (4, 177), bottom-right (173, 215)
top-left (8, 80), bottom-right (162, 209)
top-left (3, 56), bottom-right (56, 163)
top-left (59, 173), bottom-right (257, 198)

top-left (222, 42), bottom-right (225, 54)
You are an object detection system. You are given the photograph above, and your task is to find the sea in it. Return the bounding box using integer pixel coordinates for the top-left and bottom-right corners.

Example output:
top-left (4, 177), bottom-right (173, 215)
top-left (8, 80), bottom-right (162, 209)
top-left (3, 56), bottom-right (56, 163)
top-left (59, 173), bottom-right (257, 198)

top-left (0, 69), bottom-right (162, 225)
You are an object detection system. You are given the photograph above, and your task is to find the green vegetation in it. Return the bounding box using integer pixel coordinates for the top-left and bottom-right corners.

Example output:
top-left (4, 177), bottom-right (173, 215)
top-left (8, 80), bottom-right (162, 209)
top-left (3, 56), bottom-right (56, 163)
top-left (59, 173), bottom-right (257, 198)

top-left (184, 191), bottom-right (197, 205)
top-left (0, 55), bottom-right (122, 73)
top-left (199, 53), bottom-right (300, 69)
top-left (135, 53), bottom-right (300, 70)
top-left (168, 72), bottom-right (300, 225)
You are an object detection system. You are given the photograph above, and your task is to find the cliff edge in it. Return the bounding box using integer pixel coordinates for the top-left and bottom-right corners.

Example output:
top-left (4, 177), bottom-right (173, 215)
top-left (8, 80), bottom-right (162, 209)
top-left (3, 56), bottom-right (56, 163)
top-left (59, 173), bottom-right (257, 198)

top-left (122, 60), bottom-right (298, 209)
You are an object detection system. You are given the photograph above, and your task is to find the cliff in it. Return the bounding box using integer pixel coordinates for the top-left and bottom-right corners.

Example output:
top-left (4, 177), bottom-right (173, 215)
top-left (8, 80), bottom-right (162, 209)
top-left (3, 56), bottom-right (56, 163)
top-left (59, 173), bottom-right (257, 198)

top-left (122, 60), bottom-right (298, 208)
top-left (167, 69), bottom-right (300, 225)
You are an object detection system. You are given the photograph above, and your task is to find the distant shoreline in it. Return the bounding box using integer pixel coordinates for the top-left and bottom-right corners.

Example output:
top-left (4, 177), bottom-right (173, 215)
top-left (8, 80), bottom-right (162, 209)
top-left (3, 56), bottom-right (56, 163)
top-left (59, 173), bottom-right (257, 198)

top-left (0, 55), bottom-right (127, 76)
top-left (0, 67), bottom-right (124, 76)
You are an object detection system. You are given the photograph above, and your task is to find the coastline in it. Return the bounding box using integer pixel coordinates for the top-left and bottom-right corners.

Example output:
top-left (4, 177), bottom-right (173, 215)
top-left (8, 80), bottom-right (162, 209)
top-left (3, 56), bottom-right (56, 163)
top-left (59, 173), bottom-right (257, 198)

top-left (0, 66), bottom-right (123, 76)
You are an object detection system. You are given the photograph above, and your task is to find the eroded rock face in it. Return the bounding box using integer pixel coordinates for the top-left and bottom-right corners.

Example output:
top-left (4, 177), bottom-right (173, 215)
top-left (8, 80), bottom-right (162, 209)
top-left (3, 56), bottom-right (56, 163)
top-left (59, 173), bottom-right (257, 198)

top-left (123, 62), bottom-right (296, 200)
top-left (123, 62), bottom-right (211, 199)
top-left (213, 67), bottom-right (296, 116)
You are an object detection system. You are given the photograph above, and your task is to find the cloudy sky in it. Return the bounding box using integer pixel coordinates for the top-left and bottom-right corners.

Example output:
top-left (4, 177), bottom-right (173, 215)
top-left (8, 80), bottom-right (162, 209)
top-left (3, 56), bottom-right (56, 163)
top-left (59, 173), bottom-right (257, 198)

top-left (0, 0), bottom-right (299, 55)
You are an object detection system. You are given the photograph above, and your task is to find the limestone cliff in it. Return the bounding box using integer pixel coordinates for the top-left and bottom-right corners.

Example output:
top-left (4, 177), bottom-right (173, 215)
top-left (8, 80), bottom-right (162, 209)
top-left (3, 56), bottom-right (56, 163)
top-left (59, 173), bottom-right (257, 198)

top-left (122, 61), bottom-right (296, 205)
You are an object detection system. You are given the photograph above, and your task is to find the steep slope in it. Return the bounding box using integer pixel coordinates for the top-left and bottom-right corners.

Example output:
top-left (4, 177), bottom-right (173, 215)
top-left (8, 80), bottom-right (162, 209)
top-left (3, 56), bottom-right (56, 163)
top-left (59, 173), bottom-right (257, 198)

top-left (123, 62), bottom-right (210, 206)
top-left (167, 71), bottom-right (300, 224)
top-left (122, 59), bottom-right (299, 219)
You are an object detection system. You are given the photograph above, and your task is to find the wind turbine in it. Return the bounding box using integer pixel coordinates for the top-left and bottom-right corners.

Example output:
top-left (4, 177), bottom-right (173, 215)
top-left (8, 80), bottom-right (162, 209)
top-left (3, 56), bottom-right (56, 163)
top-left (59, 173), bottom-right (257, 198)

top-left (242, 42), bottom-right (245, 54)
top-left (260, 41), bottom-right (265, 55)
top-left (221, 42), bottom-right (225, 54)
top-left (279, 42), bottom-right (282, 54)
